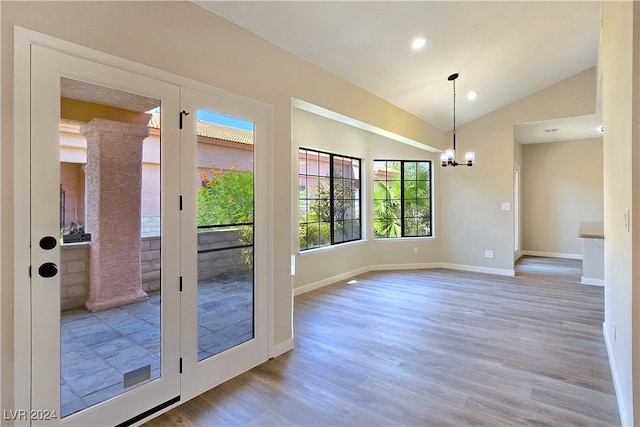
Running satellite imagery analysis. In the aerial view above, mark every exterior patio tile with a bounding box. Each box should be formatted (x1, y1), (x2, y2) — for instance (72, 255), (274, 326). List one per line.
(116, 318), (151, 335)
(64, 316), (110, 336)
(61, 398), (87, 418)
(127, 328), (160, 348)
(104, 346), (158, 373)
(93, 337), (141, 358)
(64, 365), (122, 397)
(61, 342), (98, 366)
(75, 329), (121, 346)
(61, 279), (252, 418)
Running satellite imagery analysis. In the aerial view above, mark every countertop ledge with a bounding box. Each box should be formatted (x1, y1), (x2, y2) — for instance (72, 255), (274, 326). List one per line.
(578, 221), (604, 239)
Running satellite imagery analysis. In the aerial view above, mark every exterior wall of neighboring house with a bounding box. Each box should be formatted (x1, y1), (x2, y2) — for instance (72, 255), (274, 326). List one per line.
(198, 136), (253, 182)
(298, 149), (331, 197)
(60, 120), (254, 237)
(297, 150), (361, 199)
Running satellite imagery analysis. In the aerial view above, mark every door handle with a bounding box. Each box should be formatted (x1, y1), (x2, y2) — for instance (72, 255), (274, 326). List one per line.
(38, 262), (58, 278)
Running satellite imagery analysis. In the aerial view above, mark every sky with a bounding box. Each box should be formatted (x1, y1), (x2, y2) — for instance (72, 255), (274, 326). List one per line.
(197, 110), (254, 131)
(149, 107), (254, 131)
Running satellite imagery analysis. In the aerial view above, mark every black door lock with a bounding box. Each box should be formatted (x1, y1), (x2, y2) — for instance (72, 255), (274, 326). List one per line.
(38, 262), (58, 278)
(40, 236), (57, 250)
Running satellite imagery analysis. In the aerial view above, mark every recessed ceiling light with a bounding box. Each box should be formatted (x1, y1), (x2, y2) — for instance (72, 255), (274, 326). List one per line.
(467, 91), (478, 101)
(410, 36), (428, 50)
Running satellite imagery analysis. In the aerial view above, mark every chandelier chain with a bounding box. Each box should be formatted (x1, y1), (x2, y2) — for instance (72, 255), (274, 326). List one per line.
(452, 77), (456, 135)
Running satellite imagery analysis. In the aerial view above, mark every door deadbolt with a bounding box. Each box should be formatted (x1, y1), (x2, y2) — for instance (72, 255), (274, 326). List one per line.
(39, 236), (57, 250)
(38, 262), (58, 278)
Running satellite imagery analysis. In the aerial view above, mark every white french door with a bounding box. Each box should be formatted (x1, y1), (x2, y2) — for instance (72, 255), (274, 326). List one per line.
(29, 45), (181, 426)
(179, 87), (270, 401)
(17, 34), (272, 426)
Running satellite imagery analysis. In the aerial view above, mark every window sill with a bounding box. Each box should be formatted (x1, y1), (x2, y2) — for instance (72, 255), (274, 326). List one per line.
(299, 239), (366, 256)
(373, 236), (437, 242)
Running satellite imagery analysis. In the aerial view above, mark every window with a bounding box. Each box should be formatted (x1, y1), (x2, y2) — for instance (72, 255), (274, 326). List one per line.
(299, 148), (361, 251)
(373, 160), (432, 238)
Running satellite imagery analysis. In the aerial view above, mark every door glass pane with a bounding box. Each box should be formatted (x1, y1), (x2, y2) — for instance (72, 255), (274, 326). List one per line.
(196, 109), (255, 361)
(59, 78), (162, 417)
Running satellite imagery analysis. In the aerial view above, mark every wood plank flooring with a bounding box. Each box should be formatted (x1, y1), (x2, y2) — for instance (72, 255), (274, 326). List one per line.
(144, 257), (620, 426)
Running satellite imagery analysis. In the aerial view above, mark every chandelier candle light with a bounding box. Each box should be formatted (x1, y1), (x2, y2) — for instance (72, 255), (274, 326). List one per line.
(441, 73), (475, 167)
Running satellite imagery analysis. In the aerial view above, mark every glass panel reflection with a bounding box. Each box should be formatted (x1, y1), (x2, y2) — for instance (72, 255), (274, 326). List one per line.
(196, 109), (255, 361)
(59, 78), (161, 417)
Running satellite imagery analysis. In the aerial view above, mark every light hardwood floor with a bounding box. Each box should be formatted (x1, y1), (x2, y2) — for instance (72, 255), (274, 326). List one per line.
(144, 257), (620, 426)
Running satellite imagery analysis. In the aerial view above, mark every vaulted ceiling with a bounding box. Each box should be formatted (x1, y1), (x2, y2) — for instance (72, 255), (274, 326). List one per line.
(195, 1), (602, 143)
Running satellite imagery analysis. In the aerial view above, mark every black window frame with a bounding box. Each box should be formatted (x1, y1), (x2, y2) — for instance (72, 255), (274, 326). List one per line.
(373, 159), (432, 238)
(299, 148), (362, 251)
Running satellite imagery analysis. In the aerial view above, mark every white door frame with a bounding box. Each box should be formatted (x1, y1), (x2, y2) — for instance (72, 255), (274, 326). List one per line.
(13, 26), (275, 425)
(513, 164), (521, 259)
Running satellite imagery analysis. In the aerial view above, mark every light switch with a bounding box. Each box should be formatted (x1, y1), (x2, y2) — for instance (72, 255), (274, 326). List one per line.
(625, 209), (631, 232)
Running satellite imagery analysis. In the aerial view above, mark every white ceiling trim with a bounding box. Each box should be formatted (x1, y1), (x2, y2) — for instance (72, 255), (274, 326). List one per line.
(514, 113), (603, 144)
(291, 98), (441, 153)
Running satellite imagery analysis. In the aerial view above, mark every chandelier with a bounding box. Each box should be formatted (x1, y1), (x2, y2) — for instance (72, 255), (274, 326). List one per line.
(441, 73), (475, 167)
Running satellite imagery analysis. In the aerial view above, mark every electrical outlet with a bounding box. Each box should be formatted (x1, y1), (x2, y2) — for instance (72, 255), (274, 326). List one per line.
(414, 247), (419, 254)
(501, 203), (511, 211)
(484, 250), (494, 259)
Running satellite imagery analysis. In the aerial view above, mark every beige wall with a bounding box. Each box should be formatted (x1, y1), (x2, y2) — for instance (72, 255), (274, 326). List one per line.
(440, 68), (598, 274)
(521, 138), (604, 257)
(600, 2), (637, 425)
(291, 108), (441, 292)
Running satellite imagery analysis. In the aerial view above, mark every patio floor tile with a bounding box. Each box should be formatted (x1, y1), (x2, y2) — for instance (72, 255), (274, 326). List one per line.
(60, 279), (252, 418)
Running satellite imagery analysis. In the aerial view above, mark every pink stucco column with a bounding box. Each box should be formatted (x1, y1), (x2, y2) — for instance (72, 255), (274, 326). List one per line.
(81, 118), (149, 312)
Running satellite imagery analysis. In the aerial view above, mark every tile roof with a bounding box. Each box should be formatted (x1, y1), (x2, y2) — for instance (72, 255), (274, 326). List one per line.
(148, 111), (253, 145)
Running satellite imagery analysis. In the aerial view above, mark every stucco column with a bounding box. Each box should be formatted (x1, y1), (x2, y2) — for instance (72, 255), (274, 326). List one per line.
(81, 118), (149, 312)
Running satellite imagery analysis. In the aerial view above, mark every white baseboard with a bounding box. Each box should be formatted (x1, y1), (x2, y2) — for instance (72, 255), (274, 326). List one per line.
(581, 276), (605, 286)
(521, 250), (582, 260)
(369, 262), (441, 272)
(293, 263), (449, 296)
(270, 337), (294, 358)
(440, 263), (515, 277)
(293, 266), (372, 296)
(603, 322), (632, 427)
(294, 262), (516, 296)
